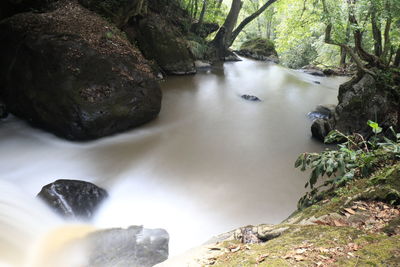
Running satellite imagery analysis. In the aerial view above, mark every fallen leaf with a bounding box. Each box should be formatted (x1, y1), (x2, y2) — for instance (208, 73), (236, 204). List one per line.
(344, 208), (356, 215)
(296, 248), (307, 254)
(256, 254), (269, 263)
(333, 220), (347, 227)
(294, 255), (305, 261)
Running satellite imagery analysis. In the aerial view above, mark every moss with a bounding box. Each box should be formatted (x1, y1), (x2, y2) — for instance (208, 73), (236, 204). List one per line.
(239, 37), (277, 57)
(336, 235), (400, 266)
(213, 225), (384, 267)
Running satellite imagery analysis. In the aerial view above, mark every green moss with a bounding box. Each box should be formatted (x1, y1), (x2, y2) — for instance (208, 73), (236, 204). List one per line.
(240, 37), (276, 57)
(213, 225), (384, 267)
(336, 235), (400, 266)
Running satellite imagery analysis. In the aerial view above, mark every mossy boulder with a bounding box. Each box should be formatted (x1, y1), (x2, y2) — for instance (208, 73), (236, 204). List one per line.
(0, 1), (161, 140)
(237, 38), (279, 63)
(127, 13), (196, 75)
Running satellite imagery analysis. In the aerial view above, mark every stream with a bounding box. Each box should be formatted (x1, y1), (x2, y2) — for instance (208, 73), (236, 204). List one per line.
(0, 58), (349, 265)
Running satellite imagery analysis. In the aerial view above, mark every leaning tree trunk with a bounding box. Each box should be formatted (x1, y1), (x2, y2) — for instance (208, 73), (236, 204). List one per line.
(211, 0), (278, 60)
(210, 0), (243, 60)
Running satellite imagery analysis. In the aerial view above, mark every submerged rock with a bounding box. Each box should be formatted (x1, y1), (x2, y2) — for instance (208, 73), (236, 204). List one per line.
(86, 226), (169, 267)
(0, 1), (161, 140)
(237, 38), (279, 63)
(38, 179), (108, 220)
(241, 95), (261, 102)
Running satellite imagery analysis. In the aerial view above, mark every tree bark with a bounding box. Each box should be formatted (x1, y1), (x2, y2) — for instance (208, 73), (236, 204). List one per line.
(394, 46), (400, 67)
(211, 0), (243, 59)
(229, 0), (278, 47)
(370, 2), (382, 57)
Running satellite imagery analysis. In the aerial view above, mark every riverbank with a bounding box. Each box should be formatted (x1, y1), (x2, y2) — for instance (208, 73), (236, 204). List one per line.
(159, 160), (400, 266)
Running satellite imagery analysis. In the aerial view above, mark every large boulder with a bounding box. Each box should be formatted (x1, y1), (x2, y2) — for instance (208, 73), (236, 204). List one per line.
(86, 226), (169, 267)
(0, 1), (161, 140)
(237, 38), (279, 63)
(126, 13), (196, 75)
(311, 70), (400, 141)
(38, 179), (108, 220)
(79, 0), (146, 28)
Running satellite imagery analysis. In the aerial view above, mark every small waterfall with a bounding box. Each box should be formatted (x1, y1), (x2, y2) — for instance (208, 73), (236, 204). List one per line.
(0, 180), (94, 267)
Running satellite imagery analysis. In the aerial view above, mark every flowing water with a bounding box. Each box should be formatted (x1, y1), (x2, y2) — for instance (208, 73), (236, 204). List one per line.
(0, 58), (349, 265)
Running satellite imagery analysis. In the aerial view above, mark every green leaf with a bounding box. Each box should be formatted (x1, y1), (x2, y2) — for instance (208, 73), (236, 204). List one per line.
(367, 120), (382, 134)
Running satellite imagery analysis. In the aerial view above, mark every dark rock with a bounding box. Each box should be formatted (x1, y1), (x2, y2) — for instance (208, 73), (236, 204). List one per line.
(0, 2), (161, 140)
(241, 95), (261, 102)
(38, 179), (108, 220)
(313, 81), (321, 84)
(302, 65), (325, 77)
(237, 38), (279, 63)
(85, 226), (169, 267)
(311, 119), (333, 141)
(333, 72), (399, 137)
(0, 0), (57, 20)
(127, 13), (196, 75)
(0, 100), (8, 119)
(307, 104), (336, 120)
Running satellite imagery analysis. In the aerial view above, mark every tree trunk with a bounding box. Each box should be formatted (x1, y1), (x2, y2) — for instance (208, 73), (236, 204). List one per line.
(193, 0), (199, 19)
(211, 0), (243, 60)
(394, 46), (400, 67)
(229, 0), (278, 47)
(371, 2), (382, 57)
(198, 0), (207, 26)
(340, 46), (347, 67)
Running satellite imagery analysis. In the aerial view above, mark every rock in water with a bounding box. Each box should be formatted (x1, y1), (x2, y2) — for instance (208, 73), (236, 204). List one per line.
(38, 179), (108, 220)
(86, 226), (169, 267)
(241, 95), (261, 102)
(0, 1), (161, 140)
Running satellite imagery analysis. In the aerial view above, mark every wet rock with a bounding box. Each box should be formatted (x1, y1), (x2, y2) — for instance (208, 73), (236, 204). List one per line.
(0, 2), (161, 140)
(127, 13), (196, 75)
(38, 179), (108, 220)
(311, 118), (333, 141)
(237, 38), (279, 63)
(302, 65), (325, 77)
(313, 81), (321, 84)
(241, 95), (261, 102)
(307, 104), (336, 120)
(86, 226), (169, 267)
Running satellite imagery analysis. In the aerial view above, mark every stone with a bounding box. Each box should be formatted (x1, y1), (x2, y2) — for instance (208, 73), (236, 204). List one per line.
(194, 60), (212, 69)
(237, 38), (279, 63)
(0, 100), (8, 119)
(38, 179), (108, 220)
(0, 2), (161, 140)
(307, 104), (336, 120)
(241, 95), (261, 102)
(311, 118), (333, 141)
(127, 13), (196, 75)
(302, 65), (325, 76)
(86, 226), (169, 267)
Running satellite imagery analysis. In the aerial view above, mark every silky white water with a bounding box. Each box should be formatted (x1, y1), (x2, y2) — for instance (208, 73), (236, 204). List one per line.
(0, 59), (349, 264)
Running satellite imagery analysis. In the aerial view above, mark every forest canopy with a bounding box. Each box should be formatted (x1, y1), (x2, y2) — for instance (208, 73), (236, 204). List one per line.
(180, 0), (400, 69)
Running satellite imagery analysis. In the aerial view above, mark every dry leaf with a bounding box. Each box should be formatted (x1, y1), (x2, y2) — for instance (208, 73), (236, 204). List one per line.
(294, 255), (305, 261)
(256, 254), (269, 263)
(344, 208), (356, 215)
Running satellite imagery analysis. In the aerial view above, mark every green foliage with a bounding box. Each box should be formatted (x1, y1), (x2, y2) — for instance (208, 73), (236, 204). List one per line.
(296, 122), (400, 209)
